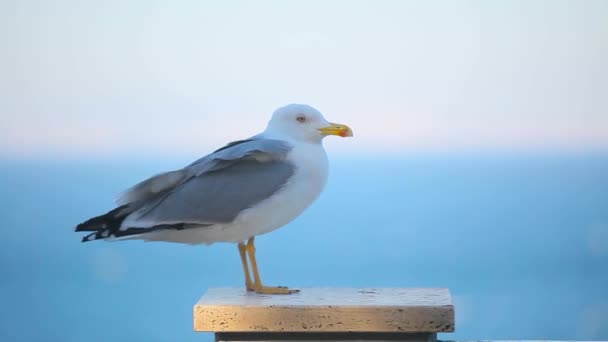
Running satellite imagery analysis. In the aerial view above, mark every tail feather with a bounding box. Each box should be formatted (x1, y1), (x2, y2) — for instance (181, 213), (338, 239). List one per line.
(81, 223), (191, 242)
(76, 205), (197, 242)
(75, 205), (132, 242)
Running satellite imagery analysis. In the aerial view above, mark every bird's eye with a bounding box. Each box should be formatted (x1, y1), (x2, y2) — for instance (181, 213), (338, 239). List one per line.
(296, 115), (306, 123)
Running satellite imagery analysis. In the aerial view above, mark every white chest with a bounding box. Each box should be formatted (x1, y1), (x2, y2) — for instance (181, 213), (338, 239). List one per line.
(230, 143), (329, 238)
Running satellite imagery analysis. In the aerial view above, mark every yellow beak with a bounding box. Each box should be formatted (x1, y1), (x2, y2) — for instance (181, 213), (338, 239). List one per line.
(318, 122), (354, 137)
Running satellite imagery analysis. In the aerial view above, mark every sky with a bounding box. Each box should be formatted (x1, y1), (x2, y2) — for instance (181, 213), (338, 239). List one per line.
(1, 3), (608, 340)
(1, 0), (607, 158)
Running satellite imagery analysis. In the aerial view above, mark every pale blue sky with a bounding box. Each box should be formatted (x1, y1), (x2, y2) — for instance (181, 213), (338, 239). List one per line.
(1, 0), (607, 158)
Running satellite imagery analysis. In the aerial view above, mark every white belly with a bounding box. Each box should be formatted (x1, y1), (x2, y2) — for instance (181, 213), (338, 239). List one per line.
(141, 143), (329, 244)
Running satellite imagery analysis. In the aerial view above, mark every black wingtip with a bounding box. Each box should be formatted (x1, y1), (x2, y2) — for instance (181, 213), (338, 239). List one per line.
(81, 232), (96, 243)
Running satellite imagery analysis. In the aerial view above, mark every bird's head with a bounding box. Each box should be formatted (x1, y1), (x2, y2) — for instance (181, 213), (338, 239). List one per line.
(264, 104), (353, 143)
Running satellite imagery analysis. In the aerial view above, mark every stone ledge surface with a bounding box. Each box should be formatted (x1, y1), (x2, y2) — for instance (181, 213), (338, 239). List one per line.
(194, 287), (454, 333)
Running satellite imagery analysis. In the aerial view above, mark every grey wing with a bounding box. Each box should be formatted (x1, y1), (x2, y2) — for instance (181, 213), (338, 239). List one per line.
(120, 138), (295, 228)
(116, 138), (292, 206)
(116, 170), (187, 206)
(130, 158), (294, 226)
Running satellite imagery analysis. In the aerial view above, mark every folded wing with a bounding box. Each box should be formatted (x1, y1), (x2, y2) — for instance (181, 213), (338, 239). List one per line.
(76, 139), (295, 241)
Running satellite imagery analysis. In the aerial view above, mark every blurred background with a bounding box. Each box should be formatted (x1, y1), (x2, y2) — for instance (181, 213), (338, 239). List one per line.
(1, 1), (607, 341)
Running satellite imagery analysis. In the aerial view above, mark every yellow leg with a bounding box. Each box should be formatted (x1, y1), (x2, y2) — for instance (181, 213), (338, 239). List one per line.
(238, 242), (254, 291)
(246, 237), (299, 295)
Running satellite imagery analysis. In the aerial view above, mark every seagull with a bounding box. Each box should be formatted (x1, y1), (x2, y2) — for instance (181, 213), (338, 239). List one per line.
(75, 104), (353, 294)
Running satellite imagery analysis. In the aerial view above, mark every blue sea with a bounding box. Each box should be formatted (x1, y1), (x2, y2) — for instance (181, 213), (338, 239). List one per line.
(1, 153), (607, 341)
